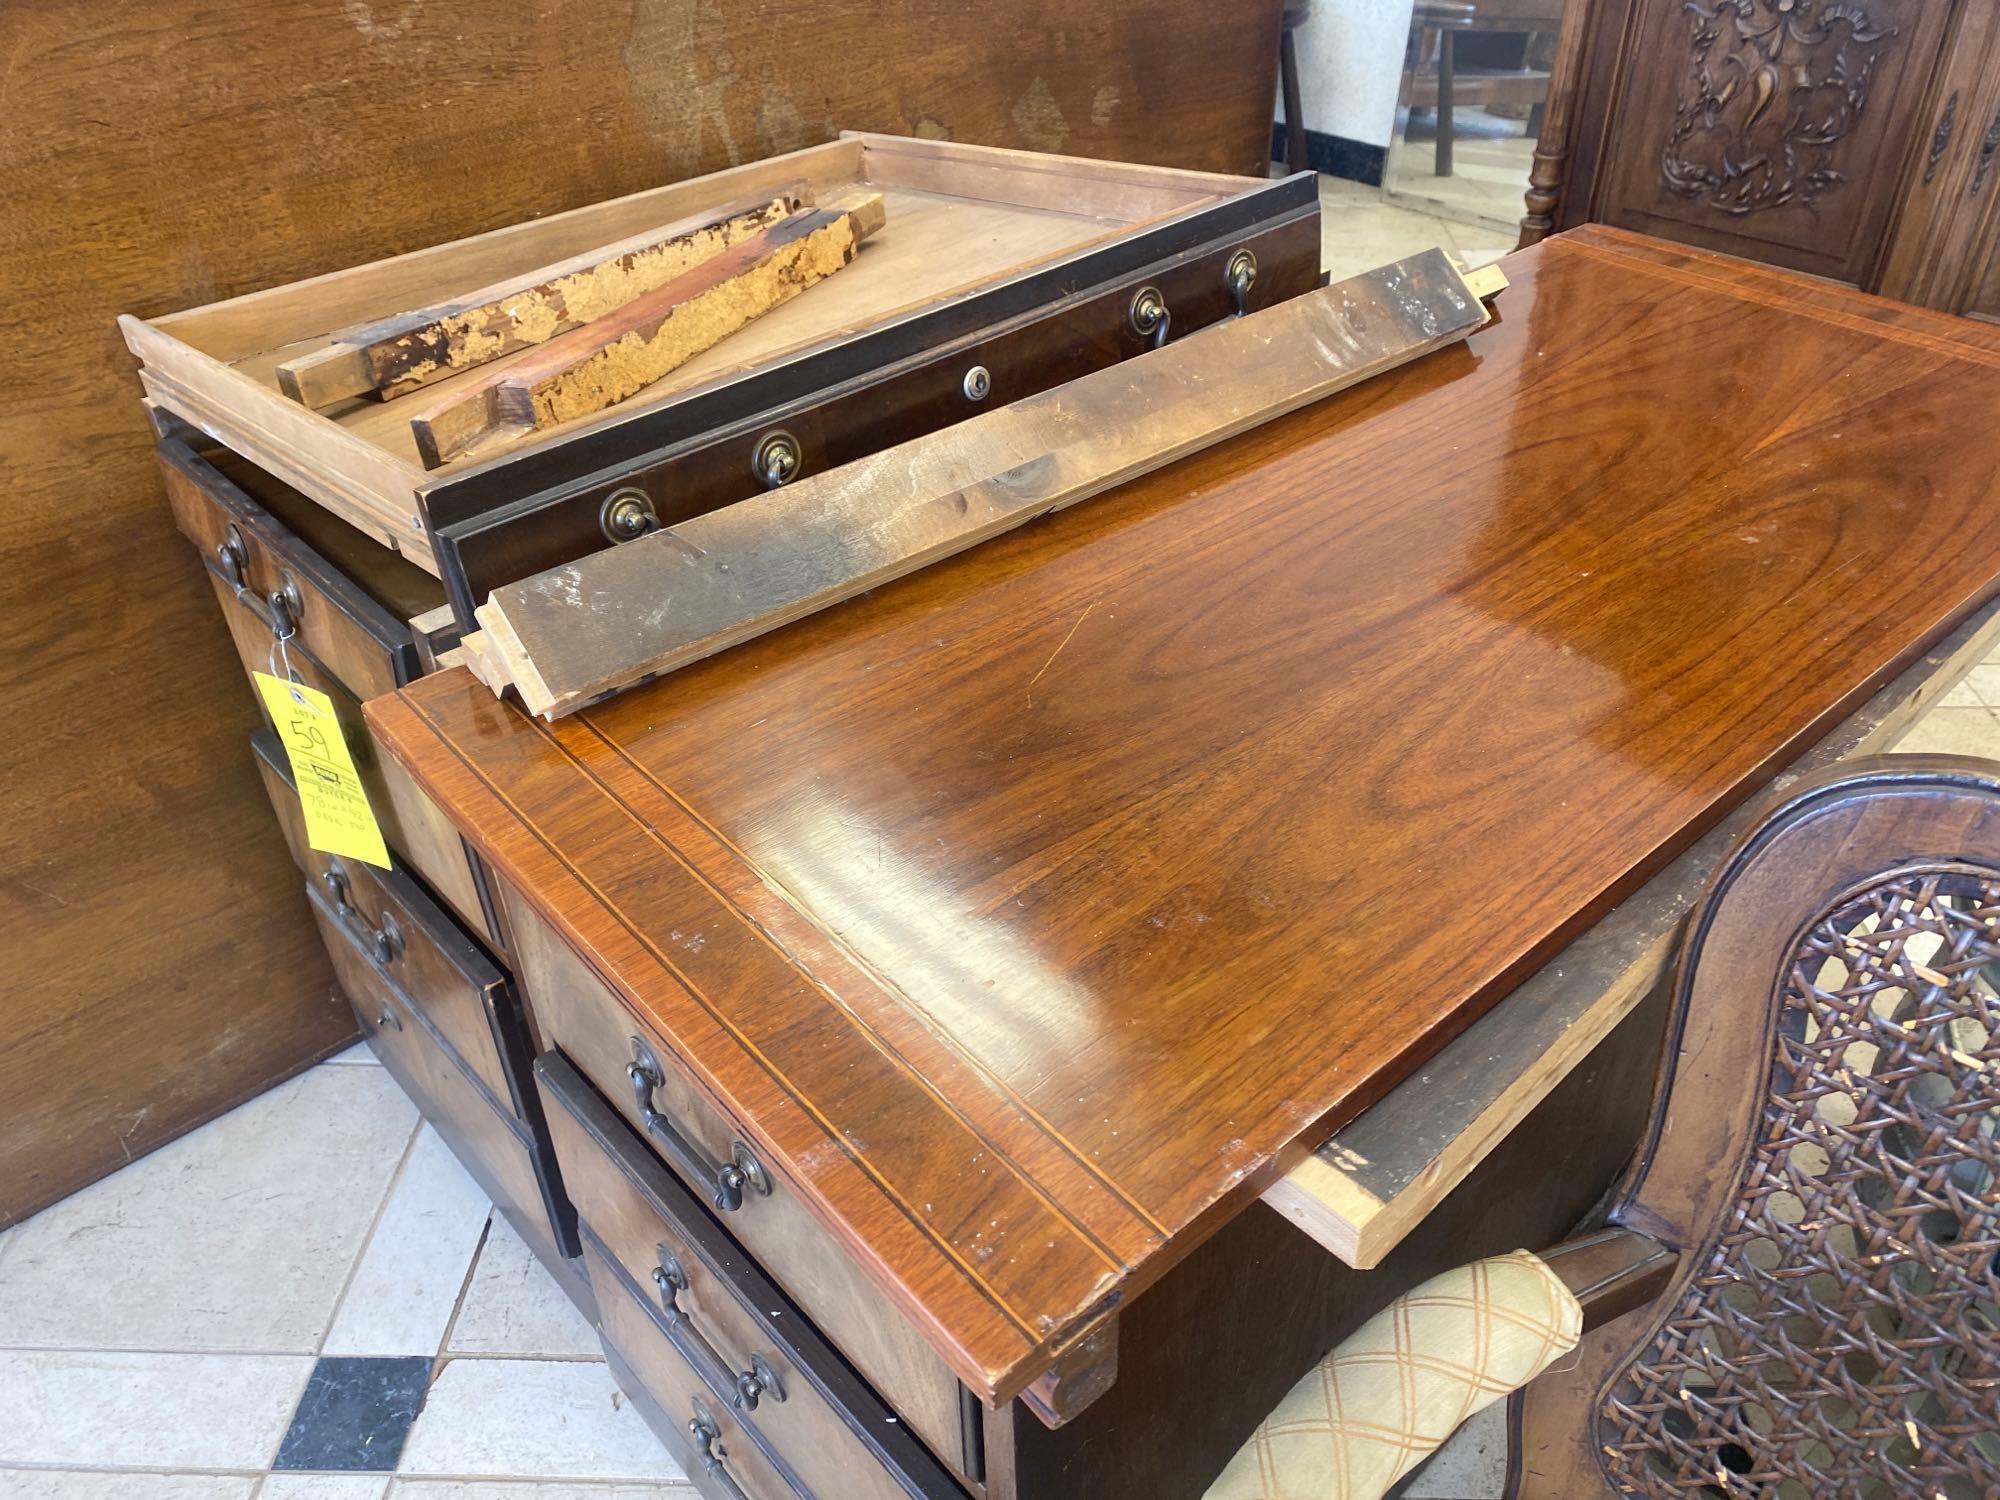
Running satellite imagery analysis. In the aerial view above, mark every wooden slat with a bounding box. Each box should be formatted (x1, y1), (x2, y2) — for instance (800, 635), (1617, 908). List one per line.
(409, 194), (888, 468)
(469, 249), (1493, 716)
(1261, 592), (2000, 1267)
(276, 190), (809, 408)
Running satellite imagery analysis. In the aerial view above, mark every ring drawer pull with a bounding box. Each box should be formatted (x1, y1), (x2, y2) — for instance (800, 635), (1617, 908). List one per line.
(1225, 249), (1258, 317)
(626, 1036), (771, 1213)
(322, 867), (402, 965)
(1129, 285), (1170, 349)
(687, 1399), (751, 1500)
(653, 1248), (787, 1411)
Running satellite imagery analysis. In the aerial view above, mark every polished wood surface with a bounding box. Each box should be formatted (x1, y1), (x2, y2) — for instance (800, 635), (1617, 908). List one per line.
(2, 0), (1277, 1228)
(1267, 593), (2000, 1269)
(369, 226), (2000, 1401)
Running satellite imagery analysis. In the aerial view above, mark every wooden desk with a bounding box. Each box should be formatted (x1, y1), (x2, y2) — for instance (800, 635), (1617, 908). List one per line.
(369, 227), (2000, 1497)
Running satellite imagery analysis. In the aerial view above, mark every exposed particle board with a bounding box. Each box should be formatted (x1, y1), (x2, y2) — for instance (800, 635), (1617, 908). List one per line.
(275, 189), (809, 408)
(409, 194), (888, 468)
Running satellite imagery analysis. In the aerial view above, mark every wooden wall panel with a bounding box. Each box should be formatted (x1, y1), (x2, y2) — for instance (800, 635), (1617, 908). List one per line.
(0, 0), (1279, 1227)
(1587, 0), (1957, 286)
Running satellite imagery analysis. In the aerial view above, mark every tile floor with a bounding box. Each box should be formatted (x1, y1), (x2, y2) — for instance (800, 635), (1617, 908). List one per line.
(1315, 175), (1517, 288)
(0, 1051), (693, 1498)
(6, 179), (1998, 1500)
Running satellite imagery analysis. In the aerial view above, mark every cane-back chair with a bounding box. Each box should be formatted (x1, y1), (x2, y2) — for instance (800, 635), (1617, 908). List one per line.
(1211, 757), (2000, 1500)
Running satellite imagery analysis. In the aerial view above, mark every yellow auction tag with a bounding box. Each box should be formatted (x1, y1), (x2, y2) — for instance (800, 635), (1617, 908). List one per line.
(254, 671), (391, 869)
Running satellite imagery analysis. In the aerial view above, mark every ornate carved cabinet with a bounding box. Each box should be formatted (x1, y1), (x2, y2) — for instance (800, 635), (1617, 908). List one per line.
(1526, 0), (2000, 320)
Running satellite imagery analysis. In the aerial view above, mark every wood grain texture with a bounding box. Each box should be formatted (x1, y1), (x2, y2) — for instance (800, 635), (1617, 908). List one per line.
(277, 190), (808, 407)
(1266, 591), (2000, 1268)
(474, 249), (1489, 715)
(2, 0), (1278, 1224)
(411, 195), (886, 467)
(371, 227), (2000, 1402)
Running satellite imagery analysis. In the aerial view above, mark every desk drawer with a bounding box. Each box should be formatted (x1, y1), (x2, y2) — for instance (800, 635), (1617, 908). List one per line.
(501, 886), (967, 1470)
(588, 1231), (816, 1500)
(543, 1054), (966, 1500)
(162, 433), (498, 952)
(309, 876), (577, 1266)
(253, 730), (524, 1121)
(161, 436), (416, 703)
(215, 576), (493, 947)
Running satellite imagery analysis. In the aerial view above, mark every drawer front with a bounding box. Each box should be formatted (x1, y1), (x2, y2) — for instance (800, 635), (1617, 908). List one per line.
(213, 572), (495, 947)
(541, 1054), (966, 1500)
(310, 879), (576, 1264)
(160, 436), (416, 701)
(251, 729), (313, 875)
(253, 730), (523, 1120)
(587, 1233), (811, 1500)
(501, 885), (967, 1469)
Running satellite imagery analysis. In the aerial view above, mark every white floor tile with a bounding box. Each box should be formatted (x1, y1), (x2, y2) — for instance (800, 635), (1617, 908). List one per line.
(0, 1066), (418, 1355)
(1955, 664), (2000, 706)
(391, 1484), (696, 1498)
(323, 1126), (494, 1358)
(1401, 1400), (1509, 1498)
(259, 1477), (393, 1499)
(446, 1217), (600, 1360)
(0, 1475), (257, 1499)
(1895, 706), (2000, 757)
(323, 1043), (384, 1066)
(395, 1360), (685, 1481)
(0, 1350), (313, 1469)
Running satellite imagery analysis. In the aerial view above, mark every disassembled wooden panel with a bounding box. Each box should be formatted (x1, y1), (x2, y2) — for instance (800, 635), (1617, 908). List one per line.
(463, 249), (1497, 717)
(409, 193), (888, 468)
(275, 189), (809, 408)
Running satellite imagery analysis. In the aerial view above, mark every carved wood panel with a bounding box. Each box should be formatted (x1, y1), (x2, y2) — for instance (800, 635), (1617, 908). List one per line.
(1593, 0), (1955, 284)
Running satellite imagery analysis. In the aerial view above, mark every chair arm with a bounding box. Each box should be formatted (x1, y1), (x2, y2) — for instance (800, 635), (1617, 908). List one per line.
(1536, 1227), (1678, 1333)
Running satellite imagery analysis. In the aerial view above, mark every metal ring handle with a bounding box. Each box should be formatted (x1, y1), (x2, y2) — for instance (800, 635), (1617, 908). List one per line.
(322, 867), (402, 966)
(1129, 285), (1171, 349)
(627, 1036), (770, 1213)
(1225, 249), (1258, 318)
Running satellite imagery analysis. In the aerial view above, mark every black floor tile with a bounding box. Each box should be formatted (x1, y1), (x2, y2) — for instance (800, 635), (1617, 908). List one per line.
(273, 1354), (434, 1471)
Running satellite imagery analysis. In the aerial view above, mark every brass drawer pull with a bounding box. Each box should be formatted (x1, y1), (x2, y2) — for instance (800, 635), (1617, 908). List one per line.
(322, 867), (402, 966)
(1129, 285), (1170, 349)
(651, 1249), (787, 1411)
(687, 1398), (751, 1500)
(626, 1036), (770, 1213)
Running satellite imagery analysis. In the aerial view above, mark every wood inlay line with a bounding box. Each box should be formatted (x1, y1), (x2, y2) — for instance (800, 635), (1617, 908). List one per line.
(1556, 235), (2000, 370)
(574, 712), (1176, 1242)
(547, 709), (1148, 1265)
(402, 694), (1050, 1347)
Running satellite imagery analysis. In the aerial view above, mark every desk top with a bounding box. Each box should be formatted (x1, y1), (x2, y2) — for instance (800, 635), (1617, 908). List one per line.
(370, 226), (2000, 1402)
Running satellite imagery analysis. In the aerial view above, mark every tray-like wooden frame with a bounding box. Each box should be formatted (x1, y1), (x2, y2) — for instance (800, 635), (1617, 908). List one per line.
(120, 134), (1299, 576)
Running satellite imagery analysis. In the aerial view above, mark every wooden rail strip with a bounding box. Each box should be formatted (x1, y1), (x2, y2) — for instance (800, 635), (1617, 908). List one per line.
(276, 189), (809, 408)
(458, 249), (1500, 717)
